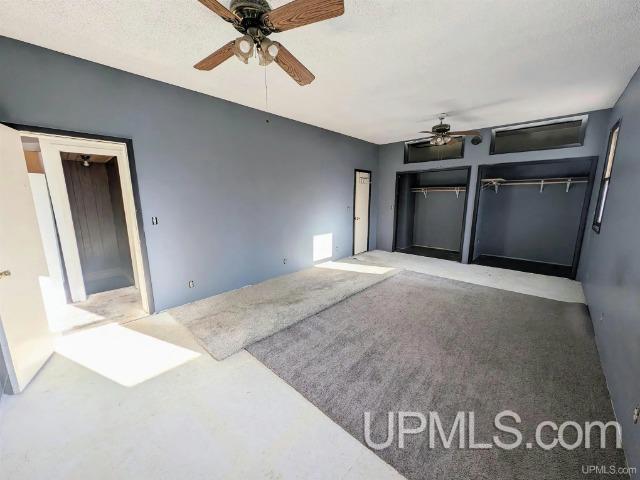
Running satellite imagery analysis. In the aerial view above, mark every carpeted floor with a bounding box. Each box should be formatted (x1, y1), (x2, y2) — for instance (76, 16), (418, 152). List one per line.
(168, 260), (397, 359)
(248, 271), (627, 479)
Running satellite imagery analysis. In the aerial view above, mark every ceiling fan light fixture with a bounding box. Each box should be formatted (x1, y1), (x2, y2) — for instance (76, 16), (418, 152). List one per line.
(267, 43), (279, 58)
(258, 39), (279, 66)
(238, 38), (252, 54)
(233, 35), (254, 63)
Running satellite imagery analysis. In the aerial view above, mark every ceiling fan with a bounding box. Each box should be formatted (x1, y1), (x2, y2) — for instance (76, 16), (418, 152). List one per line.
(418, 115), (482, 146)
(194, 0), (345, 86)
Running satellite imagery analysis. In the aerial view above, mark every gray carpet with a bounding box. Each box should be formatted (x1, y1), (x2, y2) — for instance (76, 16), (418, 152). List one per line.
(248, 271), (627, 480)
(168, 261), (397, 359)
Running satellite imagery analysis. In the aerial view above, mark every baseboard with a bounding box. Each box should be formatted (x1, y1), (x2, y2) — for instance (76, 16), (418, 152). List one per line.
(473, 254), (574, 279)
(397, 245), (462, 262)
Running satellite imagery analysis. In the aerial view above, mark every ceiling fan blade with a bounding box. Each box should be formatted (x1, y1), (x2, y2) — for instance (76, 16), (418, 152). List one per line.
(419, 130), (435, 134)
(273, 43), (315, 86)
(194, 40), (236, 70)
(263, 0), (344, 32)
(197, 0), (239, 23)
(448, 130), (481, 136)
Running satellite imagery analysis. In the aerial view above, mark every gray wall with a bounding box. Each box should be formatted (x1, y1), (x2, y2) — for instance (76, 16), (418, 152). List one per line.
(376, 109), (611, 262)
(0, 37), (378, 311)
(578, 67), (640, 473)
(475, 183), (587, 265)
(413, 192), (466, 251)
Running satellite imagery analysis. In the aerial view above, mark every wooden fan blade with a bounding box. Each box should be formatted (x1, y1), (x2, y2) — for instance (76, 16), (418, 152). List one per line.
(273, 43), (315, 86)
(198, 0), (239, 23)
(419, 130), (435, 134)
(194, 40), (235, 70)
(263, 0), (344, 32)
(448, 130), (481, 136)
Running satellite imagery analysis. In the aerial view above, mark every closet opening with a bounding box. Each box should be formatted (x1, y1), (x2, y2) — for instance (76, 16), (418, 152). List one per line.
(393, 166), (471, 262)
(469, 157), (597, 279)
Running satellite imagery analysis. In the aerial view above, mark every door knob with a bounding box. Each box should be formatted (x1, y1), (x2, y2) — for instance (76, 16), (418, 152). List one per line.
(0, 270), (11, 278)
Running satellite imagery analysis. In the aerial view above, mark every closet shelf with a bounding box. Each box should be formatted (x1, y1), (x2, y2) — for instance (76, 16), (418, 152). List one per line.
(481, 177), (589, 193)
(411, 185), (467, 198)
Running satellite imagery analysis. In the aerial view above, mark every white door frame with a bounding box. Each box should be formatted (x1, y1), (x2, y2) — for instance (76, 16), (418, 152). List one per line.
(353, 169), (371, 255)
(22, 132), (151, 313)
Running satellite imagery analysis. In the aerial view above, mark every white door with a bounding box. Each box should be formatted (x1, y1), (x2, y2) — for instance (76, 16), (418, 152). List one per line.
(353, 170), (371, 255)
(0, 124), (55, 394)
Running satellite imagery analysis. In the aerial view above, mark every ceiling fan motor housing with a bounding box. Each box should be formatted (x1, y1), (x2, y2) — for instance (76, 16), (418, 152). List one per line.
(231, 0), (273, 39)
(432, 123), (451, 135)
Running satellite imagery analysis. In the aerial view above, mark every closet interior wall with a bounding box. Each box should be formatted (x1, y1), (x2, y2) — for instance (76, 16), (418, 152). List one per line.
(394, 167), (470, 261)
(471, 157), (596, 278)
(62, 156), (135, 295)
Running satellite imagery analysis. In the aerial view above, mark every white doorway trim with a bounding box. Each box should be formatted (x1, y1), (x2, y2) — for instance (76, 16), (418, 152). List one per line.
(23, 132), (151, 313)
(353, 169), (371, 255)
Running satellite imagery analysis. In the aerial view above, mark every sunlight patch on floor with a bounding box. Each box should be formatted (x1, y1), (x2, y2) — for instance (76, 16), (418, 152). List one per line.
(314, 260), (394, 275)
(55, 323), (200, 387)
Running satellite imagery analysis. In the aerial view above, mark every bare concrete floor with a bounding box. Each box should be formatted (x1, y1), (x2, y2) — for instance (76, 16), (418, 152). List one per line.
(42, 280), (147, 333)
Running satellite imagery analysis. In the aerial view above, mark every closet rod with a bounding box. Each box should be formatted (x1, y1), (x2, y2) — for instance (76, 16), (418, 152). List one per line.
(411, 186), (467, 198)
(481, 177), (589, 193)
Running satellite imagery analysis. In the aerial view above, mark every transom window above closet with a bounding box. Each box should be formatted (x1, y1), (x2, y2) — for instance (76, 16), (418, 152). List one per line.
(490, 115), (588, 155)
(404, 139), (464, 164)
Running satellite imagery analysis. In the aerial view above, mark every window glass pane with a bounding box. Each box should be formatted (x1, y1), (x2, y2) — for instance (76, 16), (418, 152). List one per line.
(406, 140), (463, 163)
(596, 180), (609, 224)
(604, 126), (620, 178)
(593, 121), (621, 232)
(492, 119), (584, 154)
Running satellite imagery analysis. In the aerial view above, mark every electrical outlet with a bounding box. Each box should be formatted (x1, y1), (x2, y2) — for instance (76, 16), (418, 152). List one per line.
(151, 216), (158, 225)
(283, 258), (287, 265)
(188, 280), (195, 288)
(633, 407), (639, 424)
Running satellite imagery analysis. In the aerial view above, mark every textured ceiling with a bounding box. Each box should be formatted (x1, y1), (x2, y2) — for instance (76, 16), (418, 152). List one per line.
(2, 0), (640, 144)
